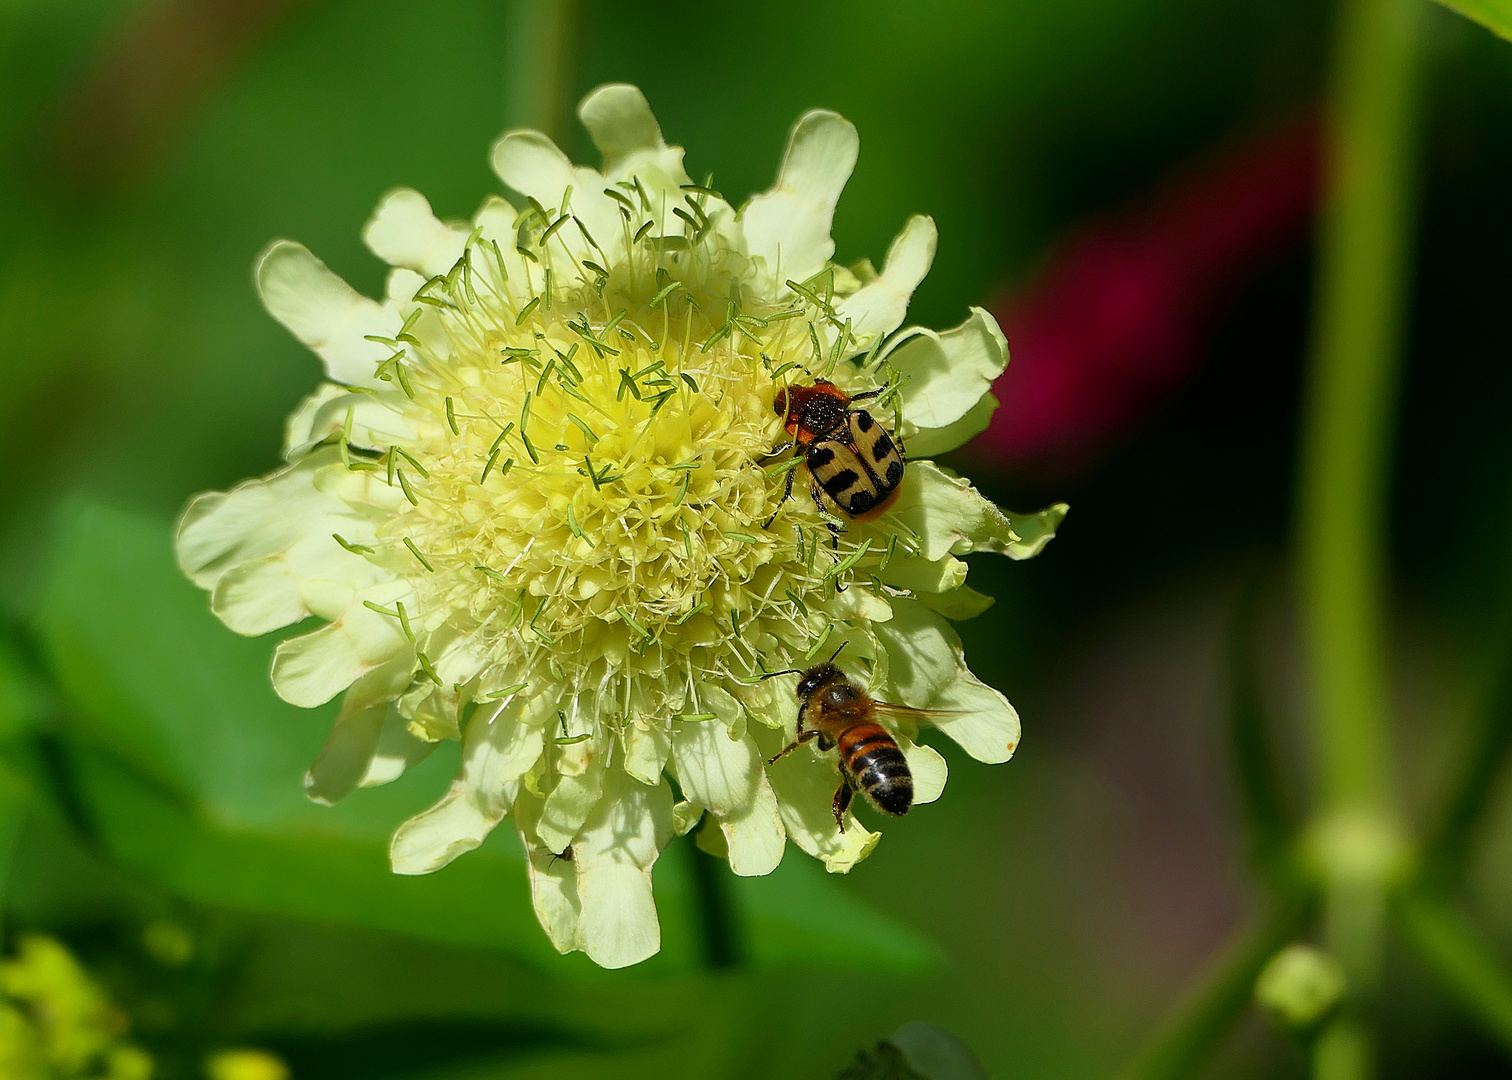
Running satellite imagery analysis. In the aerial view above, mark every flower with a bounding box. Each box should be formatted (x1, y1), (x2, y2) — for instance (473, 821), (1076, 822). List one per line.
(175, 83), (1066, 968)
(0, 935), (153, 1080)
(976, 118), (1318, 473)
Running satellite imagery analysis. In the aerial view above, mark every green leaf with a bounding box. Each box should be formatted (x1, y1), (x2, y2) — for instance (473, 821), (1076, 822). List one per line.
(1434, 0), (1512, 41)
(0, 755), (28, 897)
(1397, 890), (1512, 1052)
(0, 634), (45, 744)
(732, 854), (941, 973)
(32, 500), (936, 977)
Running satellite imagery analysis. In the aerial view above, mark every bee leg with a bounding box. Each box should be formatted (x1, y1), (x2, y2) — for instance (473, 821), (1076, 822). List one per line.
(766, 728), (820, 766)
(832, 782), (854, 830)
(763, 454), (800, 529)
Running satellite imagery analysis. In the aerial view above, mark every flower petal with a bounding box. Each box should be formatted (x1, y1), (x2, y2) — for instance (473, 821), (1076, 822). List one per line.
(741, 109), (859, 286)
(535, 750), (606, 854)
(672, 800), (705, 836)
(489, 129), (620, 268)
(491, 129), (575, 207)
(929, 675), (1021, 765)
(576, 84), (733, 256)
(913, 584), (995, 621)
(282, 383), (419, 459)
(175, 452), (388, 636)
(621, 721), (670, 786)
(305, 700), (437, 804)
(875, 599), (1021, 764)
(836, 215), (937, 352)
(359, 704), (439, 787)
(578, 83), (664, 172)
(888, 461), (1068, 561)
(389, 693), (553, 874)
(719, 773), (786, 876)
(305, 657), (423, 804)
(254, 240), (394, 388)
(887, 307), (1008, 430)
(669, 685), (759, 815)
(269, 585), (412, 708)
(573, 767), (673, 969)
(899, 736), (947, 804)
(516, 792), (581, 954)
(753, 726), (880, 874)
(905, 393), (997, 459)
(305, 700), (387, 807)
(873, 596), (956, 703)
(876, 550), (967, 596)
(362, 188), (470, 278)
(469, 196), (533, 278)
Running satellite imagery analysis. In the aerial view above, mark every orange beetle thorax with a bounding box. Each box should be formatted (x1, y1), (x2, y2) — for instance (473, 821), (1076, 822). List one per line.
(775, 380), (852, 445)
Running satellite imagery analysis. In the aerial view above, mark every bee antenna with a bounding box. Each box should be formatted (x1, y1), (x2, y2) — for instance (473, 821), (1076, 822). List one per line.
(825, 641), (848, 666)
(760, 668), (804, 680)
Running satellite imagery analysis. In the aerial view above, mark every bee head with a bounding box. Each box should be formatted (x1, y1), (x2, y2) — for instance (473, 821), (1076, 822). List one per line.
(795, 663), (844, 701)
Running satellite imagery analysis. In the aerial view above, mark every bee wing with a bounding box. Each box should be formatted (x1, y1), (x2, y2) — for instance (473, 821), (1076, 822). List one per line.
(871, 700), (968, 722)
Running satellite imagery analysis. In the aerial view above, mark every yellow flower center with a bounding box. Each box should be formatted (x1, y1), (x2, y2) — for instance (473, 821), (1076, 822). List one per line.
(373, 212), (866, 726)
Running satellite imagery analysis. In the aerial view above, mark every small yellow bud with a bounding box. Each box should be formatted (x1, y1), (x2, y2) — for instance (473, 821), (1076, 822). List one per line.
(205, 1048), (291, 1080)
(1255, 943), (1347, 1030)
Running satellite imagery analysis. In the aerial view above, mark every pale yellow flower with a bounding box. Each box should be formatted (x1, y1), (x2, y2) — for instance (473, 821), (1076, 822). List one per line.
(176, 84), (1065, 968)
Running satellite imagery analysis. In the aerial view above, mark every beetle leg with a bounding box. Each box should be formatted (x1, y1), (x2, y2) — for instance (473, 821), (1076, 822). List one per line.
(763, 453), (801, 528)
(849, 388), (883, 402)
(809, 482), (843, 552)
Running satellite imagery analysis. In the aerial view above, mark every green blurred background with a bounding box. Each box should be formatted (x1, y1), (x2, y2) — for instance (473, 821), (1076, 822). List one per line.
(4, 0), (1512, 1077)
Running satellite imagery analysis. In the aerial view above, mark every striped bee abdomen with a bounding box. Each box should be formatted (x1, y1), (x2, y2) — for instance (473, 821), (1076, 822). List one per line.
(838, 722), (914, 817)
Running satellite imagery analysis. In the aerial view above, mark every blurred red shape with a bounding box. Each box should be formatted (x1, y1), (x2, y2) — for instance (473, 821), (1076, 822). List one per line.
(975, 117), (1320, 474)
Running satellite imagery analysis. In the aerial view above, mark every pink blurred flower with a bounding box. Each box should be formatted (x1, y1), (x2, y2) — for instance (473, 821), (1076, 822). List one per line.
(975, 117), (1319, 473)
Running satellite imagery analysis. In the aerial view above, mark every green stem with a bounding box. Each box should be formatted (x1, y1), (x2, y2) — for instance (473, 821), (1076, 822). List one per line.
(1297, 0), (1422, 1058)
(1313, 1018), (1375, 1080)
(1117, 895), (1313, 1080)
(505, 0), (580, 143)
(1300, 0), (1421, 823)
(689, 839), (740, 970)
(1396, 890), (1512, 1052)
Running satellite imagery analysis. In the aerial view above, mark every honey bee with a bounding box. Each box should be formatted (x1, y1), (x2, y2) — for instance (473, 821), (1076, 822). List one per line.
(767, 661), (949, 828)
(765, 379), (905, 537)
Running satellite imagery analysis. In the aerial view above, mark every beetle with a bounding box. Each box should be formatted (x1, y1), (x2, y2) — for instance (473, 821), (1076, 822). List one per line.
(764, 379), (905, 540)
